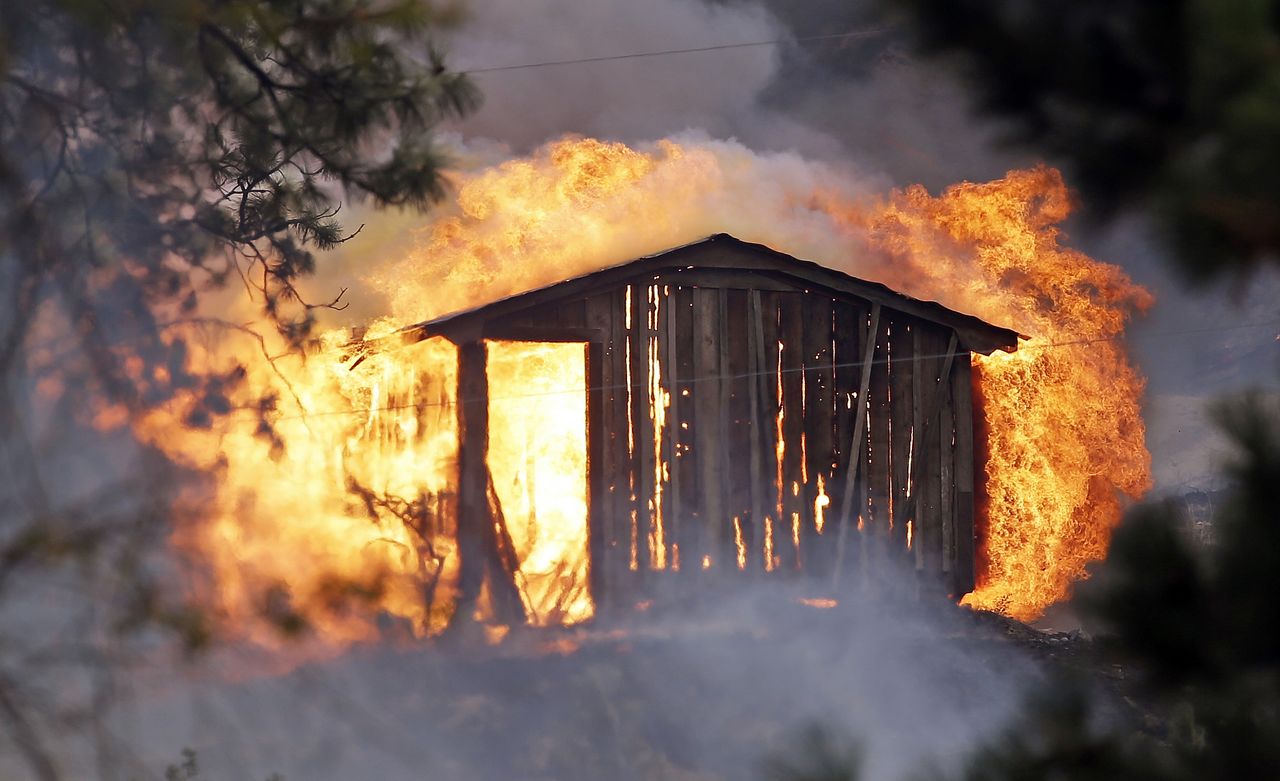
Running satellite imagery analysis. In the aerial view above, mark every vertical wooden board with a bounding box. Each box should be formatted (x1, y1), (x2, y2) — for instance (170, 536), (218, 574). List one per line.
(628, 283), (653, 574)
(911, 328), (925, 572)
(757, 290), (782, 572)
(889, 319), (915, 563)
(746, 291), (768, 572)
(835, 301), (879, 589)
(724, 289), (753, 572)
(778, 291), (808, 570)
(656, 284), (675, 573)
(670, 286), (700, 573)
(866, 313), (892, 546)
(952, 354), (976, 596)
(802, 296), (835, 573)
(654, 285), (671, 575)
(830, 300), (862, 561)
(918, 326), (946, 578)
(691, 287), (725, 572)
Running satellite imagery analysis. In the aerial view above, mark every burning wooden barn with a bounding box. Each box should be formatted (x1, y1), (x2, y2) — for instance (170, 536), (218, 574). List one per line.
(396, 234), (1019, 628)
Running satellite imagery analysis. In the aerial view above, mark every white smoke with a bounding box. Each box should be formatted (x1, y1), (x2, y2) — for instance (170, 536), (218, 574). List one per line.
(122, 581), (1046, 781)
(447, 0), (783, 149)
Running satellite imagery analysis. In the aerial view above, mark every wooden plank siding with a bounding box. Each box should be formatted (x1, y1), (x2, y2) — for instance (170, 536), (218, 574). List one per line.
(421, 248), (1001, 619)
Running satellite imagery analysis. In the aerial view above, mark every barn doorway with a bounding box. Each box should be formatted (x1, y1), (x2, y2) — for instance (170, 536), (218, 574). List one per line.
(485, 340), (594, 625)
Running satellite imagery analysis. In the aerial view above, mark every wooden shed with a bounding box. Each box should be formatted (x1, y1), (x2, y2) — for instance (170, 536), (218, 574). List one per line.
(402, 234), (1018, 625)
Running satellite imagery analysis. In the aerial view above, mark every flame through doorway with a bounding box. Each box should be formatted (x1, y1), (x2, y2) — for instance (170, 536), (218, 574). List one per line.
(486, 340), (593, 625)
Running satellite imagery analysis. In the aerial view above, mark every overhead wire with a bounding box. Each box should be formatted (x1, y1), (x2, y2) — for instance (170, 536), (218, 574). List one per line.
(459, 29), (894, 75)
(211, 317), (1280, 424)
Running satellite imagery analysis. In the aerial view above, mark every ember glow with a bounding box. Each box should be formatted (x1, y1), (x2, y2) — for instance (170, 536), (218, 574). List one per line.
(135, 136), (1151, 650)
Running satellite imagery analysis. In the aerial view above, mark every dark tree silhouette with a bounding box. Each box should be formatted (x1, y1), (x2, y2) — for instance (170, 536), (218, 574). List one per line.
(0, 2), (476, 777)
(771, 3), (1280, 778)
(891, 0), (1280, 282)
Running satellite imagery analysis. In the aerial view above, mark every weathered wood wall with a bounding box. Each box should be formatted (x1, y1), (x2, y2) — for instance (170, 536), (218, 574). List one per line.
(461, 266), (979, 607)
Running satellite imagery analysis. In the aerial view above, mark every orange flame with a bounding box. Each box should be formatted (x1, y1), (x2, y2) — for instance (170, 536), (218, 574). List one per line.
(485, 341), (592, 625)
(842, 169), (1153, 619)
(134, 137), (1150, 653)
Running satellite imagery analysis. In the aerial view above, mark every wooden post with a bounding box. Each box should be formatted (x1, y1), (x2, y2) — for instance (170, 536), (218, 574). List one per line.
(586, 340), (608, 609)
(939, 360), (955, 580)
(450, 339), (488, 632)
(952, 354), (976, 596)
(912, 329), (925, 572)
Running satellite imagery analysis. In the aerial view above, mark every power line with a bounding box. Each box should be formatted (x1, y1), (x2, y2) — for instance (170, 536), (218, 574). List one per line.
(461, 29), (893, 75)
(218, 317), (1280, 424)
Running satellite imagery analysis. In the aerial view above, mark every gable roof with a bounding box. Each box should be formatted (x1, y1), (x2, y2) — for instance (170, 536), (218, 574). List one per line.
(398, 234), (1020, 355)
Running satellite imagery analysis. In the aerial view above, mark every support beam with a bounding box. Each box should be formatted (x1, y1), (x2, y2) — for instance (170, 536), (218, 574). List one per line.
(449, 339), (489, 633)
(952, 355), (976, 596)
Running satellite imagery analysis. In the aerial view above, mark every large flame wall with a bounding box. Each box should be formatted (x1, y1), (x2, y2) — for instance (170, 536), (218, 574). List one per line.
(137, 136), (1151, 649)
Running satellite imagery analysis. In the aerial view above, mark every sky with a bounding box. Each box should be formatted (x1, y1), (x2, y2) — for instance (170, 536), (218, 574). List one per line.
(414, 0), (1279, 493)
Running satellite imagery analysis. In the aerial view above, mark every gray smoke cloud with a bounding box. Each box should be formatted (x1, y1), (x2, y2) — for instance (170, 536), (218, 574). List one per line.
(119, 582), (1049, 781)
(449, 0), (783, 149)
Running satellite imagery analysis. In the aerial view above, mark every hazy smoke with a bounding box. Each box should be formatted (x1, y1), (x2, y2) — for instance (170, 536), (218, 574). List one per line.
(123, 583), (1044, 781)
(448, 0), (782, 150)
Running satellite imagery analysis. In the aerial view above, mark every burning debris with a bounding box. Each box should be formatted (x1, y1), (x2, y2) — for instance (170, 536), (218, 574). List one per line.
(130, 137), (1152, 654)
